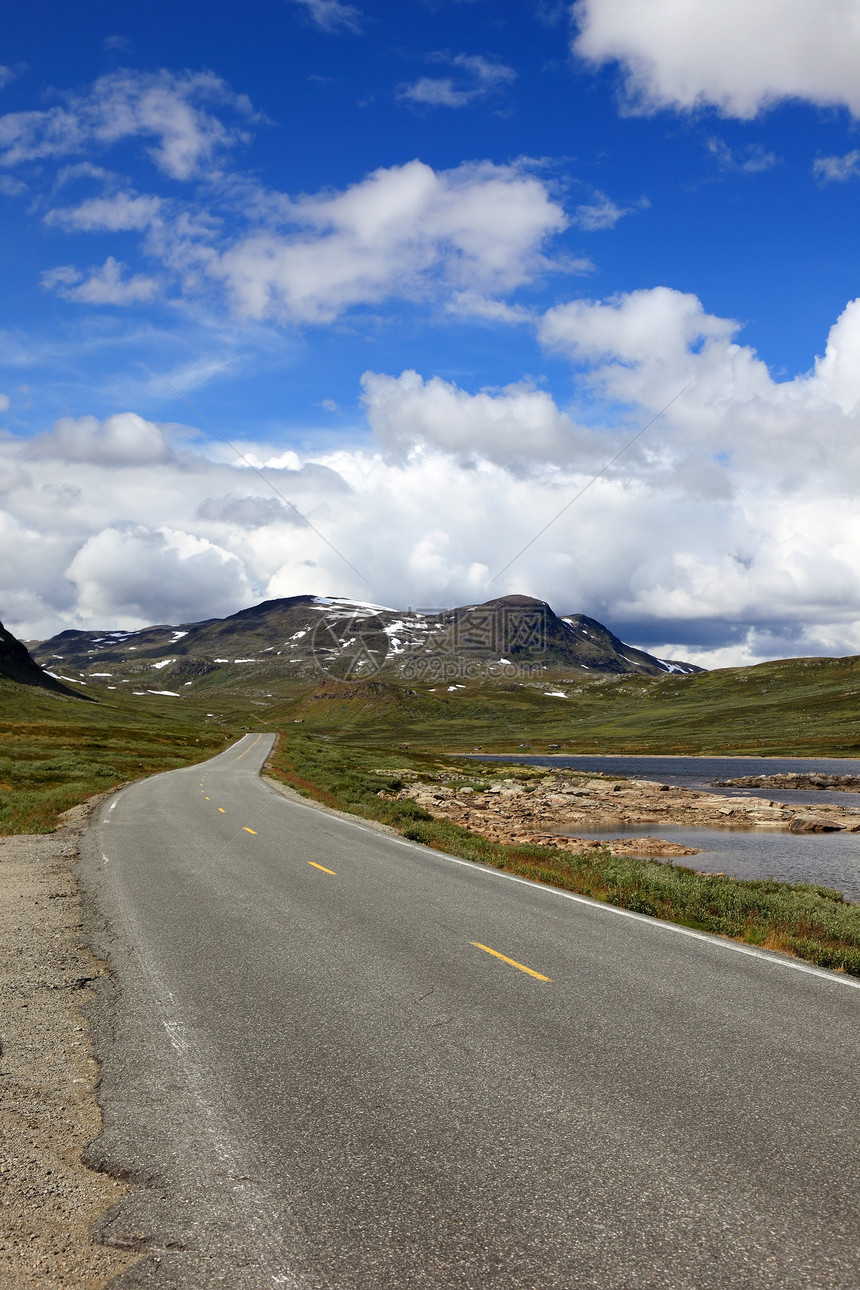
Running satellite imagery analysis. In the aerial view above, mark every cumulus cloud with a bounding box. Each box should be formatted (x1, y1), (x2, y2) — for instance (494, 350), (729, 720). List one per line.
(5, 293), (860, 664)
(813, 149), (860, 182)
(211, 159), (568, 322)
(539, 285), (860, 432)
(0, 69), (253, 177)
(41, 257), (160, 305)
(572, 0), (860, 117)
(360, 369), (599, 468)
(66, 525), (254, 623)
(291, 0), (363, 34)
(398, 54), (516, 109)
(25, 411), (174, 464)
(4, 70), (571, 323)
(196, 494), (293, 528)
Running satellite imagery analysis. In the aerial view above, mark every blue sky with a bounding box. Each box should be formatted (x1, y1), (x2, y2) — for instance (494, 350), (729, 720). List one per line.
(2, 0), (860, 666)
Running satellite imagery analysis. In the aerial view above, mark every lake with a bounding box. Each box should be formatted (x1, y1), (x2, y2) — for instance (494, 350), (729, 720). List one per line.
(463, 753), (860, 900)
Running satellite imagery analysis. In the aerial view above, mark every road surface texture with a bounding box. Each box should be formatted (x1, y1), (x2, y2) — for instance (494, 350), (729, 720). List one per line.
(80, 734), (860, 1289)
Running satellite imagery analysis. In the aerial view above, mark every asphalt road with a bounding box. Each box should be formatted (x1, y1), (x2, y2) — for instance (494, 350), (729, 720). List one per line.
(80, 734), (860, 1289)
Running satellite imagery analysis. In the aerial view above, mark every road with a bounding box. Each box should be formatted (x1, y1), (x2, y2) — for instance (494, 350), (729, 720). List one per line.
(80, 734), (860, 1289)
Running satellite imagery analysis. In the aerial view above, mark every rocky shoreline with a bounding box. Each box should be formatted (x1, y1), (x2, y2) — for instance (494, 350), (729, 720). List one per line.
(389, 770), (860, 859)
(714, 772), (860, 791)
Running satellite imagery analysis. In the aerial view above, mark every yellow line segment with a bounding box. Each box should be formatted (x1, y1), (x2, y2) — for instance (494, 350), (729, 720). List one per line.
(218, 807), (226, 813)
(470, 942), (552, 982)
(308, 861), (337, 875)
(243, 827), (257, 834)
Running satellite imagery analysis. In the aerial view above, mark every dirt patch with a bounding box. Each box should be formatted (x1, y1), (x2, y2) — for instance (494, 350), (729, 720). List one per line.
(0, 800), (140, 1288)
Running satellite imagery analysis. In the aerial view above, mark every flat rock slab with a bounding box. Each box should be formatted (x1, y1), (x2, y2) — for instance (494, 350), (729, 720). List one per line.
(392, 771), (860, 858)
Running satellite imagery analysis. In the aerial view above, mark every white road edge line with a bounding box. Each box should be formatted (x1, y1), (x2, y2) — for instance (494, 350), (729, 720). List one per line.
(265, 777), (860, 992)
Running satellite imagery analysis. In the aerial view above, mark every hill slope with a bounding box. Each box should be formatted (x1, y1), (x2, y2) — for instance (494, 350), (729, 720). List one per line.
(29, 593), (700, 693)
(0, 620), (86, 699)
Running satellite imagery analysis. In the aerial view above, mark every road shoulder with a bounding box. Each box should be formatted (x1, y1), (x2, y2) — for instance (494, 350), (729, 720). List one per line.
(0, 800), (140, 1289)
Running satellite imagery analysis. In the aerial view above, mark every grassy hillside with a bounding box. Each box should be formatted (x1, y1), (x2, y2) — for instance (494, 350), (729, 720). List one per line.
(3, 646), (859, 835)
(4, 655), (860, 972)
(0, 679), (237, 833)
(289, 655), (860, 756)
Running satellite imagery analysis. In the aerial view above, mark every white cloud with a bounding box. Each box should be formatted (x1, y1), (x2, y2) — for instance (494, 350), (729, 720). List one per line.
(573, 0), (860, 117)
(291, 0), (363, 33)
(66, 525), (254, 623)
(398, 55), (516, 109)
(55, 162), (116, 187)
(41, 256), (160, 305)
(0, 69), (253, 177)
(813, 149), (860, 182)
(5, 295), (860, 665)
(706, 137), (779, 173)
(0, 174), (26, 196)
(0, 393), (9, 412)
(360, 368), (599, 467)
(211, 159), (568, 322)
(5, 72), (569, 323)
(539, 285), (860, 430)
(45, 191), (162, 231)
(573, 190), (648, 230)
(25, 411), (174, 464)
(0, 66), (15, 92)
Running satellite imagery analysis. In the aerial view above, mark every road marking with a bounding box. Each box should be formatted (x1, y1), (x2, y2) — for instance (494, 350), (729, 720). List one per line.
(470, 942), (552, 981)
(205, 796), (210, 800)
(308, 861), (337, 875)
(243, 827), (257, 835)
(218, 807), (226, 813)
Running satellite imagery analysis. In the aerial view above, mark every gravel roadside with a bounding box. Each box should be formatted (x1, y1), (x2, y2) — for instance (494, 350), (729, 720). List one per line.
(0, 798), (141, 1288)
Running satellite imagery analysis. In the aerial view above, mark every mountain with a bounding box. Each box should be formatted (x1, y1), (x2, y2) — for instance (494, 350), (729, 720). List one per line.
(0, 619), (87, 698)
(29, 595), (701, 695)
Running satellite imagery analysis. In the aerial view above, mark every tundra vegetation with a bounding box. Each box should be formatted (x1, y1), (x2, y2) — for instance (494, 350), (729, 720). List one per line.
(3, 649), (860, 974)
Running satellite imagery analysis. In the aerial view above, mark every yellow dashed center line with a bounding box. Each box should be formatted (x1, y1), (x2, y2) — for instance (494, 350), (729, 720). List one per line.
(218, 807), (226, 813)
(470, 942), (552, 982)
(243, 827), (257, 835)
(308, 861), (337, 875)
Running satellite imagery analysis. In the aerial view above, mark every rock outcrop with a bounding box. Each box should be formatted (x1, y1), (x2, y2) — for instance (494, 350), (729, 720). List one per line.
(714, 773), (860, 792)
(0, 619), (85, 698)
(387, 771), (860, 858)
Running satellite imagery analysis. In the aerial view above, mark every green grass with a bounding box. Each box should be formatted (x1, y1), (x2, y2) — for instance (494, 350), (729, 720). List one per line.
(0, 679), (237, 833)
(267, 732), (860, 977)
(286, 656), (860, 756)
(5, 654), (860, 976)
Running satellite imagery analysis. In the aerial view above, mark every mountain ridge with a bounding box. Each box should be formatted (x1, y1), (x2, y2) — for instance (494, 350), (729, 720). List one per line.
(27, 594), (702, 694)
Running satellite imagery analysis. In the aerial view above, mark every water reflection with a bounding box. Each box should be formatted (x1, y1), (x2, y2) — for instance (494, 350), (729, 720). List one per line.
(570, 824), (860, 903)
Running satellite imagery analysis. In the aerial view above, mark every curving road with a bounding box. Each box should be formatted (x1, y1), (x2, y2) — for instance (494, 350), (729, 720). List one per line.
(80, 734), (860, 1289)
